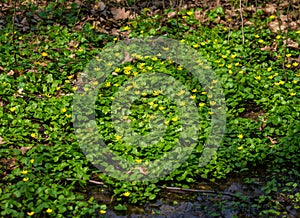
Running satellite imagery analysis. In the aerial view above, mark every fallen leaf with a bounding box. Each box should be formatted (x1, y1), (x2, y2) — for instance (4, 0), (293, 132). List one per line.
(284, 38), (299, 49)
(0, 137), (6, 144)
(263, 4), (277, 14)
(111, 7), (130, 20)
(121, 51), (134, 64)
(19, 146), (32, 155)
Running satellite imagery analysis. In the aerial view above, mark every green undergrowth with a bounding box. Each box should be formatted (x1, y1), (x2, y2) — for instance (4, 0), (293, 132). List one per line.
(0, 4), (299, 218)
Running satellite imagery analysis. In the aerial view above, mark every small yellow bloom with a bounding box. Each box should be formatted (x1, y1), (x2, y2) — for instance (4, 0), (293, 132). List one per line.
(193, 44), (199, 48)
(115, 67), (121, 72)
(286, 64), (291, 68)
(21, 170), (28, 175)
(180, 39), (185, 43)
(147, 66), (153, 70)
(276, 35), (281, 39)
(124, 66), (133, 71)
(100, 210), (106, 214)
(65, 114), (71, 118)
(61, 108), (67, 113)
(18, 36), (23, 40)
(255, 75), (261, 80)
(162, 47), (169, 51)
(179, 101), (185, 106)
(135, 91), (140, 95)
(199, 103), (205, 107)
(46, 208), (52, 213)
(190, 95), (196, 99)
(23, 178), (29, 182)
(31, 133), (37, 138)
(239, 70), (244, 74)
(142, 92), (147, 96)
(41, 52), (48, 57)
(30, 159), (34, 164)
(208, 111), (214, 115)
(230, 54), (236, 59)
(292, 62), (299, 67)
(124, 192), (130, 197)
(136, 159), (142, 163)
(201, 91), (206, 95)
(10, 107), (16, 112)
(221, 55), (227, 59)
(268, 75), (274, 79)
(105, 82), (111, 87)
(234, 63), (239, 66)
(177, 66), (183, 70)
(267, 67), (272, 72)
(200, 42), (206, 46)
(269, 15), (275, 19)
(152, 57), (158, 61)
(258, 39), (264, 43)
(72, 86), (78, 91)
(65, 80), (70, 83)
(292, 80), (298, 84)
(286, 54), (292, 57)
(172, 117), (179, 122)
(159, 106), (164, 111)
(210, 101), (216, 106)
(237, 146), (243, 150)
(182, 15), (187, 19)
(153, 90), (162, 96)
(207, 94), (213, 99)
(290, 92), (296, 96)
(227, 65), (232, 69)
(238, 134), (244, 139)
(27, 212), (34, 216)
(123, 26), (130, 31)
(148, 101), (154, 106)
(254, 34), (260, 38)
(191, 89), (197, 92)
(296, 30), (300, 34)
(228, 70), (233, 74)
(93, 81), (99, 85)
(176, 90), (185, 96)
(187, 11), (193, 16)
(124, 70), (130, 75)
(116, 135), (122, 141)
(279, 80), (285, 85)
(56, 86), (61, 91)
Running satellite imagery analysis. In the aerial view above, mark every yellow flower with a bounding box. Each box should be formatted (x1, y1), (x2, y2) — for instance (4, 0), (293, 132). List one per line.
(115, 67), (121, 72)
(190, 95), (196, 99)
(268, 75), (274, 79)
(135, 91), (140, 95)
(207, 94), (213, 99)
(159, 106), (164, 110)
(142, 92), (147, 96)
(292, 62), (299, 67)
(133, 71), (138, 76)
(124, 192), (130, 197)
(292, 80), (298, 84)
(221, 55), (227, 59)
(61, 108), (67, 113)
(176, 90), (185, 96)
(124, 66), (133, 71)
(290, 92), (296, 96)
(153, 90), (162, 96)
(258, 39), (264, 43)
(30, 159), (34, 164)
(27, 212), (34, 216)
(136, 159), (142, 163)
(124, 70), (130, 75)
(191, 89), (197, 92)
(148, 101), (154, 106)
(30, 133), (37, 138)
(123, 26), (130, 31)
(276, 35), (281, 39)
(234, 63), (239, 66)
(255, 75), (261, 80)
(46, 208), (52, 213)
(254, 34), (260, 38)
(227, 65), (232, 69)
(21, 170), (28, 175)
(279, 80), (285, 85)
(286, 64), (291, 68)
(182, 15), (187, 19)
(10, 107), (16, 112)
(164, 120), (169, 125)
(296, 30), (300, 34)
(56, 86), (61, 91)
(180, 39), (185, 43)
(152, 57), (158, 61)
(239, 70), (244, 74)
(201, 91), (206, 95)
(199, 103), (205, 107)
(116, 135), (122, 141)
(179, 101), (185, 106)
(162, 47), (169, 51)
(237, 146), (243, 150)
(105, 82), (111, 87)
(23, 178), (29, 182)
(269, 15), (275, 19)
(238, 134), (244, 139)
(177, 66), (183, 70)
(147, 66), (153, 70)
(172, 117), (179, 122)
(41, 52), (48, 57)
(267, 67), (272, 72)
(228, 70), (233, 74)
(208, 111), (214, 115)
(286, 54), (291, 57)
(65, 80), (70, 83)
(193, 44), (199, 48)
(210, 101), (216, 106)
(187, 11), (193, 16)
(65, 114), (71, 118)
(100, 210), (106, 214)
(200, 42), (206, 46)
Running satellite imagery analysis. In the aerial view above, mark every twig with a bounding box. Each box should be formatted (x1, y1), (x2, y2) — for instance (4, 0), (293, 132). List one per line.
(12, 0), (18, 65)
(282, 0), (292, 82)
(66, 178), (104, 185)
(239, 0), (245, 45)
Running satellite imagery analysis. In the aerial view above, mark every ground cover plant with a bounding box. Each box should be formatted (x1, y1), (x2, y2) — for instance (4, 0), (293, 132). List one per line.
(0, 0), (299, 217)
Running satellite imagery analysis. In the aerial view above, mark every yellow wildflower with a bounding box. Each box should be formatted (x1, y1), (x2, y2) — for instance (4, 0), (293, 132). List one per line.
(162, 47), (169, 51)
(123, 26), (130, 31)
(199, 103), (205, 107)
(267, 67), (272, 72)
(290, 92), (296, 96)
(176, 90), (185, 96)
(152, 57), (158, 61)
(222, 55), (227, 59)
(187, 11), (193, 16)
(124, 70), (130, 75)
(193, 44), (199, 48)
(115, 67), (121, 72)
(100, 210), (106, 214)
(23, 178), (29, 182)
(10, 107), (16, 112)
(191, 89), (197, 92)
(292, 62), (299, 67)
(30, 159), (34, 164)
(179, 101), (185, 106)
(269, 15), (275, 19)
(208, 111), (214, 115)
(136, 159), (142, 163)
(238, 134), (244, 139)
(172, 117), (179, 122)
(292, 80), (298, 84)
(124, 192), (130, 197)
(148, 101), (154, 106)
(164, 120), (169, 125)
(31, 133), (37, 138)
(177, 66), (183, 70)
(105, 82), (111, 87)
(286, 54), (291, 57)
(229, 70), (233, 74)
(27, 212), (34, 216)
(201, 91), (206, 95)
(254, 35), (260, 38)
(255, 75), (261, 80)
(21, 170), (28, 175)
(61, 108), (67, 113)
(258, 39), (264, 43)
(237, 146), (243, 150)
(41, 52), (48, 57)
(147, 66), (153, 70)
(153, 90), (162, 96)
(276, 35), (281, 39)
(116, 135), (122, 141)
(190, 95), (196, 99)
(46, 208), (52, 213)
(286, 64), (291, 68)
(65, 114), (71, 118)
(210, 101), (216, 106)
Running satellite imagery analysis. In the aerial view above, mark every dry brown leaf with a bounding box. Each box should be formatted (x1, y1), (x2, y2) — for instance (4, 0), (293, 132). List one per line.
(111, 7), (130, 20)
(268, 21), (287, 32)
(0, 137), (6, 144)
(121, 51), (134, 64)
(285, 38), (299, 49)
(7, 70), (14, 76)
(267, 136), (278, 145)
(167, 11), (177, 18)
(263, 4), (277, 14)
(20, 146), (32, 154)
